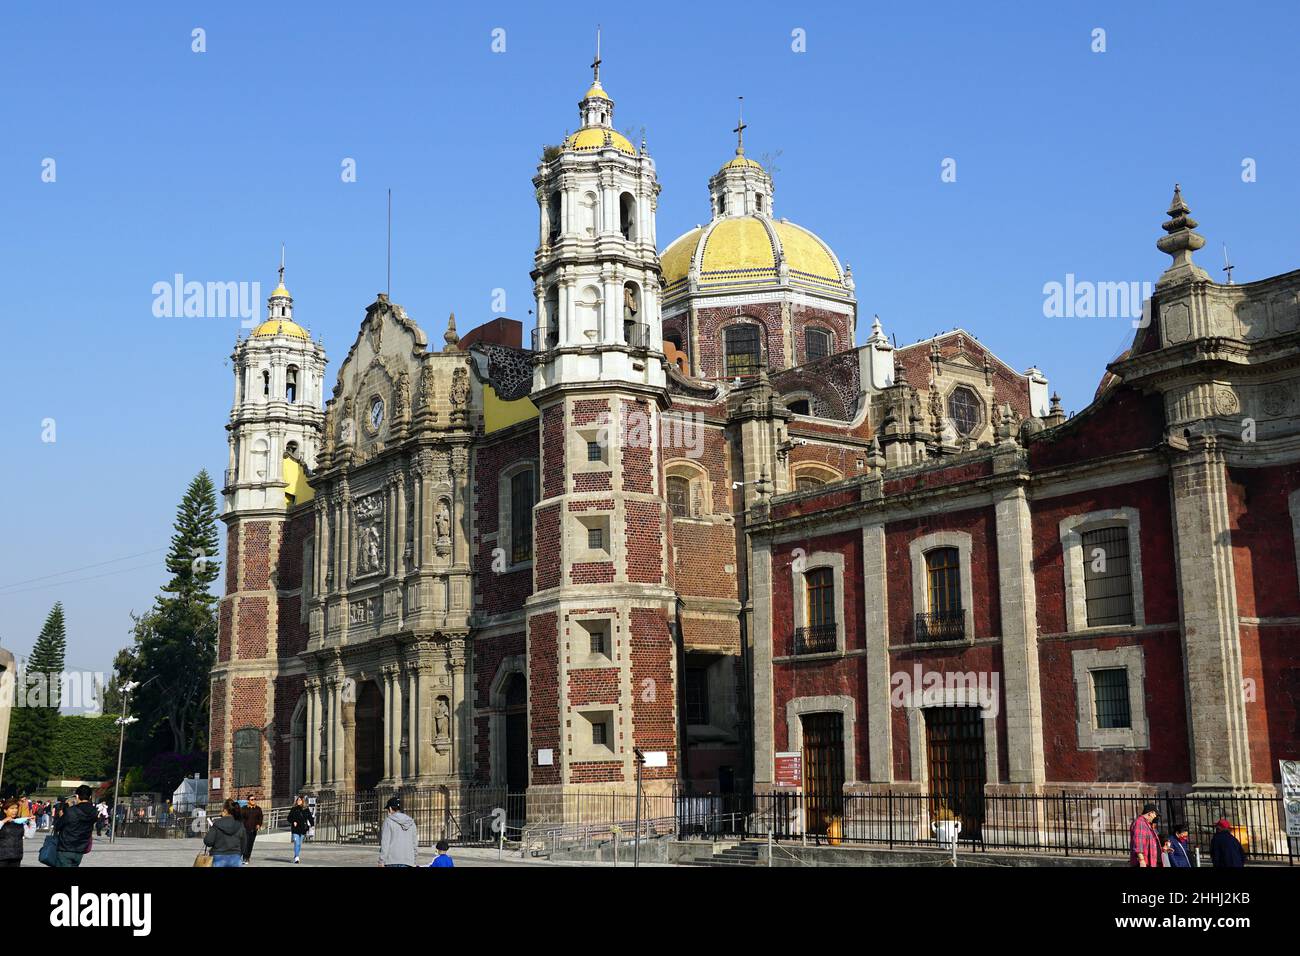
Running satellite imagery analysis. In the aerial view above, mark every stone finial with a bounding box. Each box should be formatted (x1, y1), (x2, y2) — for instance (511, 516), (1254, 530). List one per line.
(1045, 391), (1067, 427)
(868, 313), (888, 345)
(443, 312), (460, 352)
(867, 435), (886, 473)
(893, 356), (908, 385)
(1156, 184), (1209, 285)
(756, 465), (772, 504)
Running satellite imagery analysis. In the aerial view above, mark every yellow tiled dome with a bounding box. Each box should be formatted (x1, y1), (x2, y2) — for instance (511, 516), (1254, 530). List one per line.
(721, 155), (764, 171)
(583, 82), (611, 101)
(252, 319), (310, 340)
(564, 127), (636, 155)
(660, 216), (845, 295)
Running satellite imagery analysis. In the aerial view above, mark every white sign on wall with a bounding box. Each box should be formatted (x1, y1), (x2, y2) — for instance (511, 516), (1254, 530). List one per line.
(537, 749), (554, 766)
(1281, 760), (1300, 839)
(210, 776), (222, 790)
(643, 751), (668, 768)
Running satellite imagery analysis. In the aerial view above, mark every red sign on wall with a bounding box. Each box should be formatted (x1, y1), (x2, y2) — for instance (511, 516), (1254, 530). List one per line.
(774, 751), (803, 788)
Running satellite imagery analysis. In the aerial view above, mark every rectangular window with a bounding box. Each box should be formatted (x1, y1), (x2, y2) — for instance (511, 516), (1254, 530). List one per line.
(684, 667), (709, 725)
(510, 469), (535, 564)
(805, 567), (835, 628)
(1092, 668), (1132, 729)
(587, 526), (603, 550)
(586, 440), (603, 462)
(667, 476), (691, 518)
(1081, 526), (1134, 626)
(592, 720), (608, 746)
(585, 622), (608, 656)
(926, 547), (961, 616)
(724, 324), (762, 379)
(805, 328), (831, 363)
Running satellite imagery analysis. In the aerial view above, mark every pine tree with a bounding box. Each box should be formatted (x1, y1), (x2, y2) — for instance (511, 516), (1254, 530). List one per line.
(129, 471), (222, 756)
(27, 602), (67, 709)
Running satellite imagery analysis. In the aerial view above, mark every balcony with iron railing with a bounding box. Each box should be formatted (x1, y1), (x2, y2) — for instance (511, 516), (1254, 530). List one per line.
(914, 609), (966, 643)
(793, 623), (837, 655)
(529, 324), (652, 352)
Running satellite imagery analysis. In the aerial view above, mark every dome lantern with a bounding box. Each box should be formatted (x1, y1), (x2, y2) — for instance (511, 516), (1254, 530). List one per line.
(709, 97), (773, 219)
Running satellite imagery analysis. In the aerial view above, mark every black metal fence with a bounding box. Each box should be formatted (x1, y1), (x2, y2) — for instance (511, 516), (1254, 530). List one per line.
(302, 786), (1295, 863)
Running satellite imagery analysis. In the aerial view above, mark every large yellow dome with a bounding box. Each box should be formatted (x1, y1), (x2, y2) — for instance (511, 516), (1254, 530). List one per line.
(252, 318), (310, 340)
(564, 127), (636, 155)
(660, 216), (847, 298)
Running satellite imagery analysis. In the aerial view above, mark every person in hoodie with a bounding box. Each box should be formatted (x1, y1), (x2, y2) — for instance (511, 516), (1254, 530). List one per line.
(52, 785), (99, 867)
(203, 799), (247, 867)
(379, 797), (418, 867)
(1209, 818), (1246, 867)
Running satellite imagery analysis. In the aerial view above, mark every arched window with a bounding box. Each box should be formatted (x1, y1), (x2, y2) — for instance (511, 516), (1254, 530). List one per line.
(619, 192), (637, 241)
(547, 192), (562, 243)
(787, 399), (811, 416)
(286, 365), (298, 403)
(667, 476), (691, 518)
(724, 324), (761, 379)
(510, 468), (536, 564)
(805, 328), (831, 363)
(262, 369), (270, 398)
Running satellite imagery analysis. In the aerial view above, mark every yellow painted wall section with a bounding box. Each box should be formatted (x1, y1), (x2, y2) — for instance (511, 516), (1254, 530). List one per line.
(283, 456), (315, 507)
(484, 384), (539, 433)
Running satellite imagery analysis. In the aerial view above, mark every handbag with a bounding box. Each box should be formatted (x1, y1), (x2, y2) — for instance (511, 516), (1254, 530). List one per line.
(193, 849), (213, 868)
(38, 834), (59, 867)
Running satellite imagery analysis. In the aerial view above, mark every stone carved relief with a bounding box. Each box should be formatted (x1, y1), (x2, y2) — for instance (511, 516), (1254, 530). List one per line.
(394, 370), (410, 422)
(354, 492), (386, 576)
(1262, 383), (1291, 417)
(1214, 387), (1240, 417)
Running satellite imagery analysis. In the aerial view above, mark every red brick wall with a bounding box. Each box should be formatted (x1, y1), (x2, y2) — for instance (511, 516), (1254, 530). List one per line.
(473, 427), (538, 616)
(236, 597), (268, 660)
(1038, 630), (1190, 783)
(671, 521), (737, 600)
(630, 607), (677, 779)
(218, 599), (233, 662)
(662, 420), (732, 513)
(621, 399), (655, 494)
(230, 676), (267, 797)
(1030, 477), (1179, 633)
(883, 507), (1000, 643)
(240, 521), (273, 590)
(771, 529), (864, 655)
(695, 303), (784, 380)
(570, 562), (615, 584)
(1028, 386), (1166, 469)
(472, 630), (526, 781)
(1226, 465), (1300, 619)
(790, 303), (854, 367)
(570, 761), (623, 783)
(626, 500), (663, 584)
(225, 525), (239, 593)
(1242, 623), (1300, 783)
(527, 612), (560, 786)
(209, 677), (226, 797)
(541, 404), (565, 499)
(534, 504), (561, 590)
(568, 668), (620, 706)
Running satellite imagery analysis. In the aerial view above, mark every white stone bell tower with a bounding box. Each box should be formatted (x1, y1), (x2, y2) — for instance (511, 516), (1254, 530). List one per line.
(224, 265), (327, 514)
(531, 37), (664, 392)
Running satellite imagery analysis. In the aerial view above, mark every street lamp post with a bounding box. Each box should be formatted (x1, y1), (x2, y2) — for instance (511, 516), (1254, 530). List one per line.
(633, 747), (644, 869)
(110, 681), (140, 844)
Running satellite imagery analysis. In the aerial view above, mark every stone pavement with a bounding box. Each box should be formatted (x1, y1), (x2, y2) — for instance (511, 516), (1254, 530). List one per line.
(14, 836), (674, 867)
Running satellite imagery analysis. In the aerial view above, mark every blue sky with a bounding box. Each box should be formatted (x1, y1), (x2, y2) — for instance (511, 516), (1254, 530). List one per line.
(1, 1), (1297, 679)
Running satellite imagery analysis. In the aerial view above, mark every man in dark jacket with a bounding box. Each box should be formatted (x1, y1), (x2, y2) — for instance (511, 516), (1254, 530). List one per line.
(1210, 818), (1246, 867)
(53, 785), (99, 867)
(241, 795), (264, 865)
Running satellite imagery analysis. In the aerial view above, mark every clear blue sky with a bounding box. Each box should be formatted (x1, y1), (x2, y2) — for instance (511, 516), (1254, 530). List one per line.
(2, 1), (1297, 679)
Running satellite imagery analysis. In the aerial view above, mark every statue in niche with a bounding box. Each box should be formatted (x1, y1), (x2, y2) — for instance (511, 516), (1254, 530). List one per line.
(434, 697), (450, 739)
(623, 284), (639, 320)
(359, 525), (383, 573)
(449, 367), (469, 408)
(394, 370), (410, 421)
(436, 499), (451, 540)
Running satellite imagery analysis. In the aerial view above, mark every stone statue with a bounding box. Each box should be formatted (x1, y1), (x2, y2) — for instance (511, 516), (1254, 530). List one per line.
(436, 499), (451, 540)
(434, 697), (450, 738)
(359, 525), (382, 572)
(623, 284), (639, 320)
(394, 370), (410, 420)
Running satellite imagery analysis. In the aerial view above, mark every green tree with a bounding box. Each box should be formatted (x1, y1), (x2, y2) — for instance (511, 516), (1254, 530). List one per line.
(1, 603), (67, 794)
(128, 471), (221, 755)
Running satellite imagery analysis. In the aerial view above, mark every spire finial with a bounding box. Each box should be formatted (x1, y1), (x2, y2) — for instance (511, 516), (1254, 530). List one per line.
(443, 312), (460, 352)
(591, 25), (602, 84)
(1156, 182), (1208, 285)
(278, 243), (285, 288)
(733, 95), (747, 155)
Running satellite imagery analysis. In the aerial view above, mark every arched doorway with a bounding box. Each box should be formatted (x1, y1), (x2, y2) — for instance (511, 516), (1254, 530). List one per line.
(354, 681), (384, 792)
(504, 674), (528, 793)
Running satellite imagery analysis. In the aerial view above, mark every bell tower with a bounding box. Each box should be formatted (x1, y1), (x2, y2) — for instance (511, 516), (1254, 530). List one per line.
(524, 43), (679, 810)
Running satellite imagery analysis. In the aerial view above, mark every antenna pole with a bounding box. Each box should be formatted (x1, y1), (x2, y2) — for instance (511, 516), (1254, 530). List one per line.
(387, 188), (392, 298)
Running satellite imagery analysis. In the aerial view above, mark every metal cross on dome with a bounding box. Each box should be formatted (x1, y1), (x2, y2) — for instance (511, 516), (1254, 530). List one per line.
(734, 96), (747, 154)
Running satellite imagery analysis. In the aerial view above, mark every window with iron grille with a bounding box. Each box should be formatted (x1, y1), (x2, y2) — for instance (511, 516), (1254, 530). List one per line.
(586, 440), (603, 462)
(926, 547), (961, 616)
(1092, 667), (1132, 729)
(805, 567), (835, 628)
(588, 526), (603, 550)
(585, 621), (608, 656)
(592, 719), (608, 746)
(667, 476), (691, 518)
(510, 468), (535, 563)
(805, 328), (831, 363)
(724, 324), (761, 379)
(232, 728), (261, 789)
(1081, 526), (1134, 626)
(947, 386), (982, 437)
(684, 667), (710, 725)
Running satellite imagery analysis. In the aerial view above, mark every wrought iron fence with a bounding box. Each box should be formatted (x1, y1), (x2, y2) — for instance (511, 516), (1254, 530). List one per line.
(914, 609), (965, 642)
(299, 786), (1295, 863)
(793, 623), (837, 655)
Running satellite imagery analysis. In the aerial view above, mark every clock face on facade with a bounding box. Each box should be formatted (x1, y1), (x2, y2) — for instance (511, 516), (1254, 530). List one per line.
(370, 397), (384, 429)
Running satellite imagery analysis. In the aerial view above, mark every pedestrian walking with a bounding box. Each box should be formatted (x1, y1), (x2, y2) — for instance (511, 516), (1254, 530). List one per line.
(94, 801), (108, 837)
(241, 794), (264, 865)
(1167, 822), (1193, 867)
(0, 799), (26, 868)
(51, 785), (99, 867)
(1209, 818), (1246, 867)
(1129, 802), (1161, 867)
(287, 795), (313, 864)
(427, 839), (454, 868)
(378, 797), (418, 868)
(202, 799), (247, 868)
